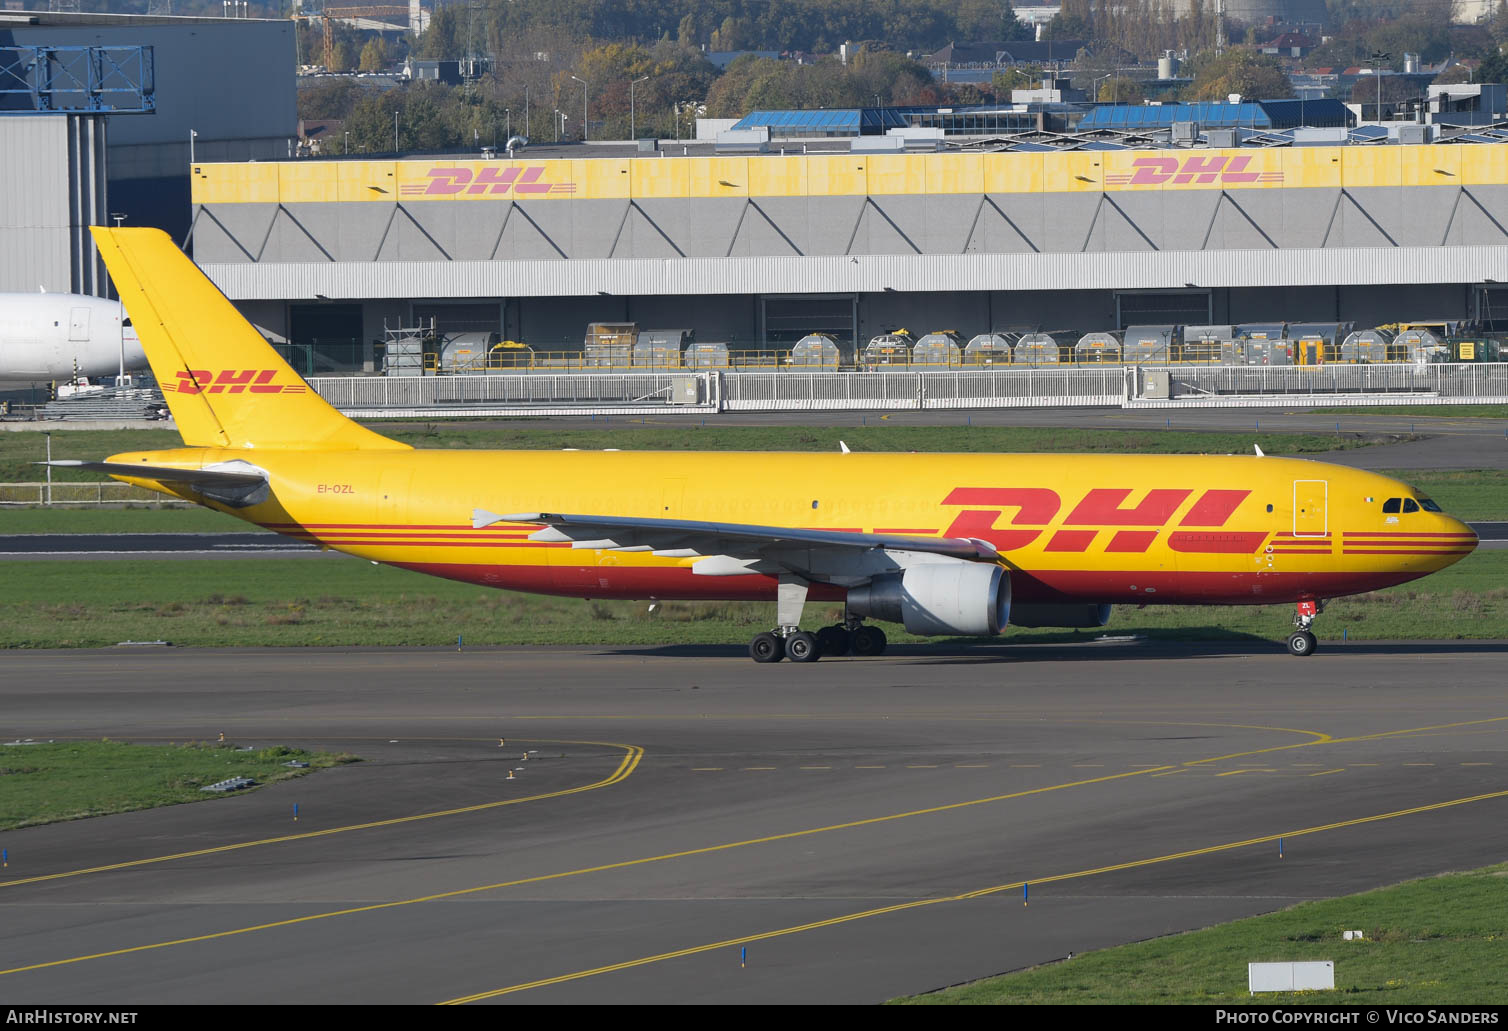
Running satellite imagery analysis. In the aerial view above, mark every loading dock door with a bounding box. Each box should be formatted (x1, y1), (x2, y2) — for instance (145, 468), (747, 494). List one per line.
(1293, 480), (1328, 538)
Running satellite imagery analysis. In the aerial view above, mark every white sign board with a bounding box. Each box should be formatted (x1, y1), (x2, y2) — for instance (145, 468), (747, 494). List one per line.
(1249, 961), (1335, 994)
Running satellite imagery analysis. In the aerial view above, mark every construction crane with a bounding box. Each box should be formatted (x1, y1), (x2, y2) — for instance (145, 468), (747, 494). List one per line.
(293, 5), (410, 71)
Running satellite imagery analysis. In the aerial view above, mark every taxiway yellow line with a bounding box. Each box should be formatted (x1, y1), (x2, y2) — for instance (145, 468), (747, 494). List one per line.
(441, 786), (1508, 1003)
(0, 739), (643, 891)
(0, 763), (1177, 980)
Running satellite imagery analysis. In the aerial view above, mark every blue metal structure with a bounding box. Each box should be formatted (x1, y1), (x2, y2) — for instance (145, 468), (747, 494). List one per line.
(0, 45), (155, 115)
(732, 108), (909, 136)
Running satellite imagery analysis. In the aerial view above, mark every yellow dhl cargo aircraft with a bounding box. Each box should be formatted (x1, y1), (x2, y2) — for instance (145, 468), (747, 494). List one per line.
(69, 228), (1478, 662)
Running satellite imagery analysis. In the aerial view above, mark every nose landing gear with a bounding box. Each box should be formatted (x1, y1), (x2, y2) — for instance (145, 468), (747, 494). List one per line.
(1286, 599), (1322, 657)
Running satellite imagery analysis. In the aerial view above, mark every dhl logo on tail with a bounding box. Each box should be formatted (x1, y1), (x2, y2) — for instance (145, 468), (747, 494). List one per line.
(169, 369), (308, 395)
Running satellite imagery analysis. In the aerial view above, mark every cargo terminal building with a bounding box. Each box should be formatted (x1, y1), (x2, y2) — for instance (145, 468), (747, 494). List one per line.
(189, 139), (1508, 371)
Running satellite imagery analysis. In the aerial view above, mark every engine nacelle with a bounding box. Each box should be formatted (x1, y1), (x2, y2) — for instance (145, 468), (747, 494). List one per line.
(1008, 603), (1113, 628)
(846, 562), (1010, 637)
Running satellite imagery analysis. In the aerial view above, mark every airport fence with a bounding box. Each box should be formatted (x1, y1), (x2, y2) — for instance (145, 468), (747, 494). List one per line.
(0, 482), (188, 506)
(312, 372), (689, 409)
(1133, 362), (1508, 404)
(720, 368), (1125, 410)
(307, 362), (1508, 414)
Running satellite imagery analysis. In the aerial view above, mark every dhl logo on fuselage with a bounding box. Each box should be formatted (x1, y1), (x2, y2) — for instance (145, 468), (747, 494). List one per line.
(169, 369), (308, 395)
(942, 487), (1268, 554)
(1104, 155), (1284, 187)
(399, 166), (578, 197)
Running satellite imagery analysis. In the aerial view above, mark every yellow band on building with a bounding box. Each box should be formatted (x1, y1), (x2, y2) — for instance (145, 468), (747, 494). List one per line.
(191, 145), (1508, 205)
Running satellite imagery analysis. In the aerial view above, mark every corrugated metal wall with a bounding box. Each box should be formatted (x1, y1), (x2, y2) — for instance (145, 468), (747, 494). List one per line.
(0, 114), (108, 295)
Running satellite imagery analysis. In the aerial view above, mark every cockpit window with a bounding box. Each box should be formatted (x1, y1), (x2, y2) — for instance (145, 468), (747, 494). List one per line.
(1382, 498), (1401, 513)
(1402, 498), (1420, 513)
(1418, 498), (1442, 512)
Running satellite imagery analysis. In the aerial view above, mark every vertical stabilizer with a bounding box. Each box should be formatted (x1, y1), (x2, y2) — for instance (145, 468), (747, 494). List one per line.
(90, 227), (405, 451)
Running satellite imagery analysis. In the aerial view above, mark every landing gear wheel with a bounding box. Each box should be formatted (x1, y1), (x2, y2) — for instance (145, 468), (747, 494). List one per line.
(1286, 630), (1317, 657)
(850, 625), (888, 656)
(785, 631), (821, 663)
(816, 625), (852, 657)
(750, 632), (785, 663)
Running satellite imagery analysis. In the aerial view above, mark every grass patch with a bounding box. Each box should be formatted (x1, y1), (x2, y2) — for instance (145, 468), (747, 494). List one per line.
(1307, 405), (1508, 418)
(0, 739), (358, 830)
(0, 424), (1412, 486)
(0, 506), (256, 534)
(892, 862), (1508, 1005)
(0, 549), (1502, 648)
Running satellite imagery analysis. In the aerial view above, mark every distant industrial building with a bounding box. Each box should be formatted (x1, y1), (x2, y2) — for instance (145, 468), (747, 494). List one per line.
(0, 9), (296, 294)
(188, 124), (1508, 372)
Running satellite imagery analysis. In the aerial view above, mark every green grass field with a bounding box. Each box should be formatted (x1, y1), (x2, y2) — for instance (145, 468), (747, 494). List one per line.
(0, 740), (357, 830)
(1, 548), (1500, 649)
(894, 863), (1508, 1005)
(1308, 404), (1508, 418)
(0, 423), (1414, 485)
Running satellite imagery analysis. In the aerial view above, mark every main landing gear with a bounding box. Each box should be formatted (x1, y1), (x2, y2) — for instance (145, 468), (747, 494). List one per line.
(1286, 599), (1322, 657)
(748, 575), (887, 663)
(748, 620), (887, 664)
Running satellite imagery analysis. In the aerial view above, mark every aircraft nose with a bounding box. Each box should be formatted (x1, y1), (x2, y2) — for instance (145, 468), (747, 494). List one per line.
(1455, 516), (1479, 551)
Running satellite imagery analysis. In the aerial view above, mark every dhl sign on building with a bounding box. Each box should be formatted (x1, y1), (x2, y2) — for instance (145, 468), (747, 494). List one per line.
(188, 141), (1508, 366)
(193, 145), (1508, 203)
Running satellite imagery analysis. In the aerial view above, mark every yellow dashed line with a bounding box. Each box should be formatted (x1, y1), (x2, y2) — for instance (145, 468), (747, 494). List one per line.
(743, 767), (776, 771)
(1308, 769), (1346, 777)
(1216, 769), (1277, 777)
(1462, 763), (1493, 767)
(905, 765), (939, 769)
(954, 764), (989, 768)
(1151, 769), (1188, 778)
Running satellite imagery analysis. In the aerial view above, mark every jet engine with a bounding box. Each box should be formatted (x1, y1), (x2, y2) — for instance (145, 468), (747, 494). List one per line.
(846, 562), (1010, 636)
(1008, 603), (1113, 628)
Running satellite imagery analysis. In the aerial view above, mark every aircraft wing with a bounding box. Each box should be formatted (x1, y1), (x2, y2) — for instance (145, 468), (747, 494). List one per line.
(480, 509), (997, 579)
(40, 460), (267, 488)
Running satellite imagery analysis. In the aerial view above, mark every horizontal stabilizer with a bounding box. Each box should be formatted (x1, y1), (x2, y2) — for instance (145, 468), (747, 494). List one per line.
(40, 460), (267, 487)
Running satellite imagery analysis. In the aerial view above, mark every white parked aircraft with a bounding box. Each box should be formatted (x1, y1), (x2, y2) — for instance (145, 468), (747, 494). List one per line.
(0, 292), (146, 385)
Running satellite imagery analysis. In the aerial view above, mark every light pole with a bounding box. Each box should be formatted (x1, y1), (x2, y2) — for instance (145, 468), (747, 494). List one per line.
(189, 128), (197, 165)
(553, 109), (561, 143)
(505, 108), (510, 140)
(524, 85), (530, 140)
(1370, 50), (1391, 122)
(630, 75), (649, 140)
(344, 130), (349, 155)
(570, 74), (589, 141)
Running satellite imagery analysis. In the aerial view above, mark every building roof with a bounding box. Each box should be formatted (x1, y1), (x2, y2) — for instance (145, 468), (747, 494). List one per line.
(1079, 102), (1274, 130)
(925, 39), (1088, 66)
(732, 108), (909, 134)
